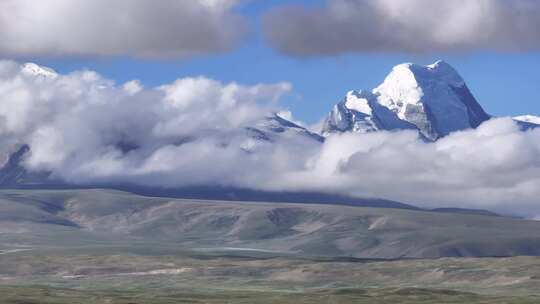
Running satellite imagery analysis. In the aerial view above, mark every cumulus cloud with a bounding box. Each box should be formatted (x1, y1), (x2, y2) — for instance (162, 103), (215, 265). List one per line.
(1, 61), (540, 218)
(0, 60), (293, 186)
(0, 0), (246, 58)
(270, 120), (540, 217)
(262, 0), (540, 56)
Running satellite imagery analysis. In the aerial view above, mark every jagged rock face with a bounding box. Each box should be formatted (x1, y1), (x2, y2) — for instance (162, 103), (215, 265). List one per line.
(0, 145), (49, 186)
(375, 61), (490, 139)
(0, 145), (30, 186)
(322, 90), (418, 135)
(322, 61), (491, 140)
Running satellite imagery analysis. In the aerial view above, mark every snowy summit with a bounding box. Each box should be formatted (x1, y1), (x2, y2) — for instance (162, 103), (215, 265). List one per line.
(322, 61), (491, 140)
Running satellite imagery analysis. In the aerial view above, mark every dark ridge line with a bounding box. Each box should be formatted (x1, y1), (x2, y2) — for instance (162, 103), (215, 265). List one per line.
(0, 184), (505, 218)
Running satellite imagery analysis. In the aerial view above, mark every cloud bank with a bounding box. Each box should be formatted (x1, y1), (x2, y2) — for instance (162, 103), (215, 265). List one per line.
(0, 60), (294, 186)
(276, 121), (540, 217)
(263, 0), (540, 56)
(0, 0), (246, 58)
(1, 61), (540, 217)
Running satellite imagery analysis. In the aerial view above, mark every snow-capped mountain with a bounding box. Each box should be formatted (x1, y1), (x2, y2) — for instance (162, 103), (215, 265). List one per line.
(1, 60), (539, 190)
(248, 113), (323, 143)
(239, 113), (323, 152)
(515, 115), (540, 125)
(322, 61), (491, 140)
(513, 115), (540, 131)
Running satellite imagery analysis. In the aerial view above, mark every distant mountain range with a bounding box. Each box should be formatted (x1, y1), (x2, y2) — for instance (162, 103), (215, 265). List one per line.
(2, 62), (540, 260)
(0, 60), (538, 204)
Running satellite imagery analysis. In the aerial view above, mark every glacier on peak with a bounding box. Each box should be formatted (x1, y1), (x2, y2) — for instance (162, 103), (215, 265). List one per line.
(344, 90), (373, 115)
(322, 60), (491, 140)
(514, 115), (540, 125)
(322, 90), (418, 136)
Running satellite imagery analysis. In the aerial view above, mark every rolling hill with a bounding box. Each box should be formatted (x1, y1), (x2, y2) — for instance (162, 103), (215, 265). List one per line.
(2, 189), (540, 259)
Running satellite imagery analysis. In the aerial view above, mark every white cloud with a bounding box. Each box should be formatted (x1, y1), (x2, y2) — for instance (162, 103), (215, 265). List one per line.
(0, 60), (293, 186)
(262, 0), (540, 56)
(266, 119), (540, 217)
(0, 0), (246, 58)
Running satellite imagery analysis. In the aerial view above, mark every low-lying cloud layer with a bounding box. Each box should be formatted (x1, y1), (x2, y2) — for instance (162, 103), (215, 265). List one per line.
(1, 61), (540, 217)
(0, 0), (246, 58)
(263, 0), (540, 56)
(275, 122), (540, 216)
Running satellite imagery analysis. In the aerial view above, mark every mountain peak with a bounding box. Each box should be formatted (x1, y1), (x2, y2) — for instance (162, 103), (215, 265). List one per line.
(514, 115), (540, 131)
(323, 61), (490, 140)
(321, 89), (418, 137)
(514, 115), (540, 125)
(376, 61), (465, 99)
(426, 60), (465, 87)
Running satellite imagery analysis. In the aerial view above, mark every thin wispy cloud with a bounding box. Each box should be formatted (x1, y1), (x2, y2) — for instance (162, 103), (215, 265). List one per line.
(262, 0), (540, 56)
(0, 0), (246, 58)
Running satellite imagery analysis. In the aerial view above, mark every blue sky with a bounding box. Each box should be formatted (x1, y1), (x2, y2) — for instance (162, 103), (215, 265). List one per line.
(28, 0), (540, 124)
